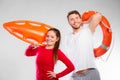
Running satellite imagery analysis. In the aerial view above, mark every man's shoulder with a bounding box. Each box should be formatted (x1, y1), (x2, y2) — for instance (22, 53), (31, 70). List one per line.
(83, 24), (89, 28)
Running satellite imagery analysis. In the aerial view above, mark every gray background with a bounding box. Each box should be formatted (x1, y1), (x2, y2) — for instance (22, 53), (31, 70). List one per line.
(0, 0), (120, 80)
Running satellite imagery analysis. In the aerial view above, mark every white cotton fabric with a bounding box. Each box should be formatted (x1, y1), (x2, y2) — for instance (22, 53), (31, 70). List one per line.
(61, 24), (96, 72)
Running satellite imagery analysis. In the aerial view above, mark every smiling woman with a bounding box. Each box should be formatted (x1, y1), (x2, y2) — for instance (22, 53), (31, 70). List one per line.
(25, 28), (75, 80)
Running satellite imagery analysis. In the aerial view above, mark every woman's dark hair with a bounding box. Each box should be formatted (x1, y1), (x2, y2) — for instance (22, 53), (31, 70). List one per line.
(47, 28), (61, 63)
(67, 10), (81, 19)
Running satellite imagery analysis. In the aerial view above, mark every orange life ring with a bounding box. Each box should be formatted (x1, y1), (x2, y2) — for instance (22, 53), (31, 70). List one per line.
(82, 11), (112, 57)
(3, 20), (53, 45)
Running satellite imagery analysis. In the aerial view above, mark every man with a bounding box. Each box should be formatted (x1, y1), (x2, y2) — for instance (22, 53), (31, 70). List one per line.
(61, 10), (102, 80)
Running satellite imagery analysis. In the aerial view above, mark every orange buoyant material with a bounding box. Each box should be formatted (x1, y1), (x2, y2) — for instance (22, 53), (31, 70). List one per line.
(82, 11), (112, 57)
(3, 20), (53, 45)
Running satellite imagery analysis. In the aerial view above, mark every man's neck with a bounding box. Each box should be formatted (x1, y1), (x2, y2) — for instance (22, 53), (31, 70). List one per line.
(73, 27), (83, 34)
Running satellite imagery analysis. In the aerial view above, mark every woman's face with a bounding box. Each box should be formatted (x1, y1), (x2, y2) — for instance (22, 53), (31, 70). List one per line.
(46, 30), (59, 47)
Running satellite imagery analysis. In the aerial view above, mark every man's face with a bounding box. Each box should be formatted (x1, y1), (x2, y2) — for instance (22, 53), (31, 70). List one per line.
(68, 13), (82, 29)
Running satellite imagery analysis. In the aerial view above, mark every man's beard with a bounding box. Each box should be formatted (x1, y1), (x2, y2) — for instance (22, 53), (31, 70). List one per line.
(71, 23), (83, 30)
(72, 25), (81, 29)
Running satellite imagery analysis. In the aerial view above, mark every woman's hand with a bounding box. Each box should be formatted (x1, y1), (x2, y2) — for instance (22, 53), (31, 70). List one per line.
(31, 43), (39, 49)
(47, 71), (56, 79)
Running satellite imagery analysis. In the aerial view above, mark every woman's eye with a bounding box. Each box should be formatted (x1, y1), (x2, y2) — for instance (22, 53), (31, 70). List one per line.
(46, 35), (49, 37)
(51, 36), (54, 38)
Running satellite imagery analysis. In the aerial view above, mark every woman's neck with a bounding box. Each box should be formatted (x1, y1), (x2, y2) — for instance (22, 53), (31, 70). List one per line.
(45, 45), (54, 49)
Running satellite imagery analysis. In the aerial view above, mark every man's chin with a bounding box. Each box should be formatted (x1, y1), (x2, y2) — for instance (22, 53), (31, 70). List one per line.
(72, 27), (80, 29)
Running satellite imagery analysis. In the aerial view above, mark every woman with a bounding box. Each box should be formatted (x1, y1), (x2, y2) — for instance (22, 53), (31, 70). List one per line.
(25, 28), (75, 80)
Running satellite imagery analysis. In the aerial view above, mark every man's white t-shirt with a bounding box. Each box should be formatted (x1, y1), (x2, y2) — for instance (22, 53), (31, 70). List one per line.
(60, 24), (96, 72)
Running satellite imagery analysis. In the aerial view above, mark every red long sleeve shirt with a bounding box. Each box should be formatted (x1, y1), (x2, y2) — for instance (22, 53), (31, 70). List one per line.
(25, 45), (74, 80)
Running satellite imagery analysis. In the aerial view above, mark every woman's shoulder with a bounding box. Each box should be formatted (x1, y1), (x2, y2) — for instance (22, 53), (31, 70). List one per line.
(36, 45), (45, 50)
(57, 49), (66, 56)
(58, 49), (62, 53)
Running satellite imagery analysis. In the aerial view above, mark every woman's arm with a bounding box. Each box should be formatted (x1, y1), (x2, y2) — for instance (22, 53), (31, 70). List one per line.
(25, 45), (39, 56)
(55, 50), (75, 78)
